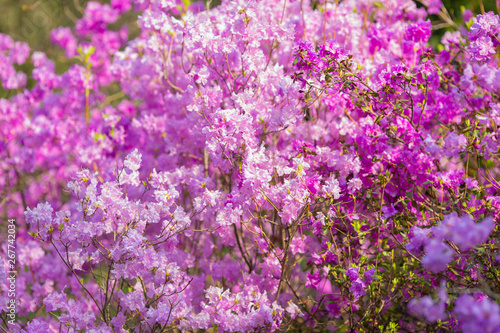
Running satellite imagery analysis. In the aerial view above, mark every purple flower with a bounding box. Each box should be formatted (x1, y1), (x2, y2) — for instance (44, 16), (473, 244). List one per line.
(305, 272), (322, 289)
(464, 177), (479, 189)
(421, 239), (454, 273)
(111, 0), (132, 13)
(24, 319), (51, 332)
(286, 301), (302, 319)
(349, 278), (367, 300)
(43, 291), (68, 312)
(455, 294), (500, 333)
(405, 20), (432, 43)
(427, 0), (443, 15)
(433, 212), (495, 251)
(381, 204), (397, 220)
(463, 9), (473, 23)
(124, 148), (142, 171)
(408, 295), (446, 323)
(408, 281), (447, 323)
(51, 27), (78, 57)
(345, 267), (359, 281)
(470, 12), (500, 40)
(347, 177), (362, 194)
(24, 202), (53, 226)
(443, 131), (467, 157)
(406, 227), (430, 256)
(364, 268), (375, 284)
(323, 176), (341, 199)
(469, 36), (496, 62)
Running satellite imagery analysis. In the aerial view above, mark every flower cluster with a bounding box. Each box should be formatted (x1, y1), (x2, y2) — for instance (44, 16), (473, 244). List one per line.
(1, 0), (500, 332)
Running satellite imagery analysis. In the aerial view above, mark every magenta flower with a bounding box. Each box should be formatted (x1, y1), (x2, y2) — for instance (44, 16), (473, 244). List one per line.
(421, 239), (454, 273)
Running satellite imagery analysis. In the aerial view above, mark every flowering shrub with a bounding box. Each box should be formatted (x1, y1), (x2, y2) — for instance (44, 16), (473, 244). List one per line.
(2, 0), (500, 332)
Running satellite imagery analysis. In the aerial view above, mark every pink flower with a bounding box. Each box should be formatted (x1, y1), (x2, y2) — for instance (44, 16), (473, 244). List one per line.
(408, 281), (447, 323)
(405, 20), (432, 43)
(323, 176), (341, 199)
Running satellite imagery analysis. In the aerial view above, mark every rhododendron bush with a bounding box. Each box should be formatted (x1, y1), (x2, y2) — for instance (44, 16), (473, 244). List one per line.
(2, 0), (500, 331)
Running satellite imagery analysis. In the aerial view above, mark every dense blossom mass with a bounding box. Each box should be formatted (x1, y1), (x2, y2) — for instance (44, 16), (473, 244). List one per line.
(1, 0), (500, 331)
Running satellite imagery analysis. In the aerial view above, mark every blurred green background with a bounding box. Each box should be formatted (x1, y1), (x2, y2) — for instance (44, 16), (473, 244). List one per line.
(441, 0), (497, 20)
(0, 0), (497, 59)
(0, 0), (82, 57)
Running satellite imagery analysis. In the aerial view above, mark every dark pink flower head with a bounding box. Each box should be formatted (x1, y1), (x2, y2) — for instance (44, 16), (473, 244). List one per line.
(470, 12), (500, 40)
(421, 239), (453, 273)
